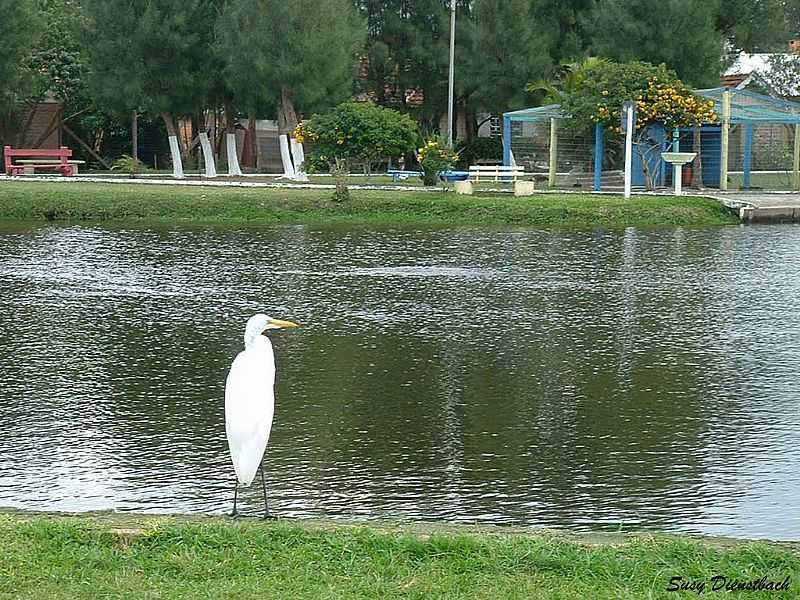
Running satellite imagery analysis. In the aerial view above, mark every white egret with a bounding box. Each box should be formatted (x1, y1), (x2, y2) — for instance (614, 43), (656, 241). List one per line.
(226, 313), (299, 518)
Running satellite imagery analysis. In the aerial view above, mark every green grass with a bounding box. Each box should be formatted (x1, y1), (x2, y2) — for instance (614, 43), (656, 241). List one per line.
(0, 514), (797, 599)
(0, 181), (738, 228)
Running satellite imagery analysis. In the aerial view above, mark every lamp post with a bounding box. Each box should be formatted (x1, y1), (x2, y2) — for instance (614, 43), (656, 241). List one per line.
(447, 0), (456, 147)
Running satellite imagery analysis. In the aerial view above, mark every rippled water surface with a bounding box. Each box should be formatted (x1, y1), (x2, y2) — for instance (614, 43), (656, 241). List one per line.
(1, 222), (799, 539)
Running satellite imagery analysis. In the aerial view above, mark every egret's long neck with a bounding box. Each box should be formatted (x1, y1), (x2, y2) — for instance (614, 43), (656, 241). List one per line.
(245, 327), (275, 350)
(244, 327), (262, 349)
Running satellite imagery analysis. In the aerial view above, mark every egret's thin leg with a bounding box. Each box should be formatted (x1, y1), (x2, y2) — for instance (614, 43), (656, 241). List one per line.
(230, 481), (239, 517)
(260, 464), (272, 520)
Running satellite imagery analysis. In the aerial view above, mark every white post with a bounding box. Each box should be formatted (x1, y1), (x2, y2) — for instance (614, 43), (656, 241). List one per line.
(279, 134), (295, 179)
(226, 132), (243, 176)
(793, 124), (800, 191)
(446, 0), (456, 147)
(548, 117), (558, 188)
(720, 89), (731, 191)
(624, 105), (634, 199)
(167, 135), (184, 178)
(199, 132), (217, 178)
(290, 138), (309, 182)
(674, 164), (683, 196)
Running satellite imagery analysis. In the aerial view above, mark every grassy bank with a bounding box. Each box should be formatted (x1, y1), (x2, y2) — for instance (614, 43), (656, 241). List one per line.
(0, 513), (797, 599)
(0, 181), (738, 228)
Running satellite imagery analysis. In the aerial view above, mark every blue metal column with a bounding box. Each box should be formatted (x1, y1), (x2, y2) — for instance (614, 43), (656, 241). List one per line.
(503, 115), (512, 166)
(594, 123), (605, 191)
(743, 123), (754, 189)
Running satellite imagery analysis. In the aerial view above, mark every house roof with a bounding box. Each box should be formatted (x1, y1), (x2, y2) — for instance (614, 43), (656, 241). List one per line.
(724, 52), (800, 96)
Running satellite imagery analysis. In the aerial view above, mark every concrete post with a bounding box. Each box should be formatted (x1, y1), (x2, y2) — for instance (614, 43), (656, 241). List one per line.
(720, 90), (731, 191)
(548, 117), (558, 189)
(743, 124), (753, 189)
(794, 124), (800, 191)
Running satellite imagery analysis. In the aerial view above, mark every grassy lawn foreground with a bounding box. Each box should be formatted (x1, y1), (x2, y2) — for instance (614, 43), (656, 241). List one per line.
(0, 514), (798, 599)
(0, 181), (738, 228)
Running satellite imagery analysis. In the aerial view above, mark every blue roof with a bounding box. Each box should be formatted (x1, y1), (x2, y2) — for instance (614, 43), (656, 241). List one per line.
(505, 88), (800, 124)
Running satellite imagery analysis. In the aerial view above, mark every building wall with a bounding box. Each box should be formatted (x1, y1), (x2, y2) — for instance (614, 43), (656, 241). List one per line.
(17, 103), (62, 148)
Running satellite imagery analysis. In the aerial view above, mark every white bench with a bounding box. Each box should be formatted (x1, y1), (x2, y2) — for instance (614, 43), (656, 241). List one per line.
(455, 165), (535, 196)
(16, 159), (86, 175)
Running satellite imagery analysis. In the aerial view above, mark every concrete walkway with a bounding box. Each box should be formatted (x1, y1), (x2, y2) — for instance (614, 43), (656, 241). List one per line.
(701, 192), (800, 223)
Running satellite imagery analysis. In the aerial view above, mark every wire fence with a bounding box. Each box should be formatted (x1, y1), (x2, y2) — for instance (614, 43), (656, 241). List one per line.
(505, 88), (800, 193)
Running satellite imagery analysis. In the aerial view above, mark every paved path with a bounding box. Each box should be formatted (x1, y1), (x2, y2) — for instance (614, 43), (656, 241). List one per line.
(702, 192), (800, 222)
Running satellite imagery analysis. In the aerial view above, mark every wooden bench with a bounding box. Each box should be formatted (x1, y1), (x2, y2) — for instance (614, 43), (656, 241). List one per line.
(455, 165), (535, 196)
(4, 146), (75, 177)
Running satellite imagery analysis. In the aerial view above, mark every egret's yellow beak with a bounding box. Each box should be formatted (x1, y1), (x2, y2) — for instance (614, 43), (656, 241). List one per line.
(269, 318), (300, 329)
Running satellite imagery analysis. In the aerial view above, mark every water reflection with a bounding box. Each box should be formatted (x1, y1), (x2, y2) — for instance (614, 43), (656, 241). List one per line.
(0, 223), (799, 539)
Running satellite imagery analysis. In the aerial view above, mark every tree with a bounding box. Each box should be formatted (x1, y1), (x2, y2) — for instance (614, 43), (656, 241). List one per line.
(716, 0), (791, 52)
(561, 60), (717, 189)
(84, 0), (214, 175)
(465, 0), (552, 115)
(355, 1), (473, 131)
(0, 0), (40, 106)
(585, 0), (724, 87)
(27, 0), (90, 107)
(536, 0), (593, 62)
(0, 0), (41, 147)
(755, 54), (800, 97)
(217, 0), (365, 134)
(298, 101), (418, 198)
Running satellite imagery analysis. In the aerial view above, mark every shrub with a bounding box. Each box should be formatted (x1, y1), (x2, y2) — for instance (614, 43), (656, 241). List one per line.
(111, 155), (147, 177)
(457, 137), (503, 167)
(298, 102), (418, 200)
(417, 137), (459, 186)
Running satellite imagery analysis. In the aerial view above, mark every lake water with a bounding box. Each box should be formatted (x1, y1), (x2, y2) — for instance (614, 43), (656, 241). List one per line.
(0, 222), (799, 540)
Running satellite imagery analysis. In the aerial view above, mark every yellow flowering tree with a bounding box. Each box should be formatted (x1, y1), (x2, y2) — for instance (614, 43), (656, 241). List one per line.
(561, 61), (718, 189)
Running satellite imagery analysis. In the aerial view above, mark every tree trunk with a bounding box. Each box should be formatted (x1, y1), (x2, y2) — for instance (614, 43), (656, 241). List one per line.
(132, 111), (138, 160)
(161, 111), (185, 178)
(224, 97), (243, 176)
(247, 113), (258, 171)
(278, 87), (299, 134)
(692, 124), (704, 189)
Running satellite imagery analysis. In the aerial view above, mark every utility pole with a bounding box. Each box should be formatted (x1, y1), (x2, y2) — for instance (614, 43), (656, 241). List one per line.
(447, 0), (456, 147)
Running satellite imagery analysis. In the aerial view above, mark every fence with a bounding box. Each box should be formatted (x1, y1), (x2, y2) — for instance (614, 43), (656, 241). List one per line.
(503, 88), (800, 192)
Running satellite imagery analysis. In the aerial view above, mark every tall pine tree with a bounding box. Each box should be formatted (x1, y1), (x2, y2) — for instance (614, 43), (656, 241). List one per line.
(217, 0), (365, 133)
(466, 0), (552, 115)
(84, 0), (214, 173)
(586, 0), (723, 86)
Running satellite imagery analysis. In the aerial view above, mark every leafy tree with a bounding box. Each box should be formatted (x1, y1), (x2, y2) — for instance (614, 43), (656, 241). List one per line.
(561, 60), (717, 188)
(716, 0), (791, 52)
(465, 0), (552, 115)
(0, 0), (40, 108)
(585, 0), (724, 87)
(83, 0), (214, 163)
(754, 54), (800, 97)
(0, 0), (41, 150)
(217, 0), (365, 134)
(298, 101), (418, 198)
(27, 0), (89, 107)
(536, 0), (593, 62)
(355, 1), (473, 130)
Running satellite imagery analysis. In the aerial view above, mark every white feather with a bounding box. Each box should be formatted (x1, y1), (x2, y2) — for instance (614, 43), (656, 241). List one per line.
(225, 335), (275, 487)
